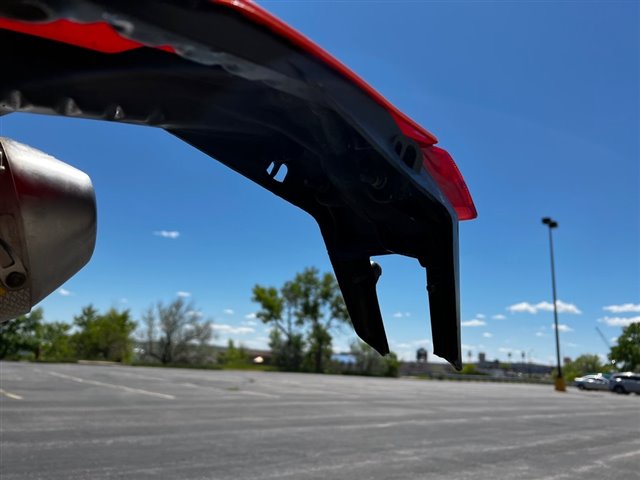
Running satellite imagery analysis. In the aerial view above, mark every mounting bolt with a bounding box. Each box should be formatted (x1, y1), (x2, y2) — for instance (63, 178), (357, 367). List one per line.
(5, 271), (26, 288)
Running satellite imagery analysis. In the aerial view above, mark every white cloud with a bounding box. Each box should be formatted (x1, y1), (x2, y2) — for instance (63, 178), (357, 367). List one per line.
(552, 323), (573, 332)
(565, 342), (579, 348)
(599, 316), (640, 327)
(603, 303), (640, 313)
(492, 314), (507, 320)
(498, 347), (513, 354)
(245, 312), (257, 320)
(244, 320), (258, 327)
(58, 288), (72, 296)
(120, 298), (128, 304)
(610, 336), (618, 344)
(539, 301), (582, 314)
(507, 300), (581, 315)
(545, 300), (582, 314)
(213, 324), (255, 335)
(176, 291), (191, 298)
(476, 314), (486, 319)
(507, 302), (537, 314)
(535, 331), (546, 337)
(223, 308), (235, 315)
(392, 312), (411, 319)
(153, 230), (180, 239)
(187, 310), (203, 318)
(461, 319), (486, 327)
(482, 332), (493, 338)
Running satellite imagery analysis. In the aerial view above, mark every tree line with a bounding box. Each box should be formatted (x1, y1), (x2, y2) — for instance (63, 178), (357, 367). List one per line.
(0, 267), (400, 376)
(1, 267), (638, 378)
(0, 305), (135, 363)
(252, 267), (399, 376)
(0, 299), (215, 366)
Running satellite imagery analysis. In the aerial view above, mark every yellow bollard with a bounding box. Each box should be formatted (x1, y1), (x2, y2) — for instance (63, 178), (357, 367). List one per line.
(554, 377), (566, 392)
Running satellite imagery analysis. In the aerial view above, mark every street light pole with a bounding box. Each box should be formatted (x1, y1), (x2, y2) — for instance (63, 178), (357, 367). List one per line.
(542, 217), (566, 392)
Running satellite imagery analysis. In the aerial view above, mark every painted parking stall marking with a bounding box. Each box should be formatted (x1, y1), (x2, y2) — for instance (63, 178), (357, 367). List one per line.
(0, 388), (22, 400)
(47, 371), (175, 400)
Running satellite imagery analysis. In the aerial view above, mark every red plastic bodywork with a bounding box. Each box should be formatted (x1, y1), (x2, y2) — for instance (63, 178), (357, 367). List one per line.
(0, 18), (173, 53)
(0, 0), (477, 220)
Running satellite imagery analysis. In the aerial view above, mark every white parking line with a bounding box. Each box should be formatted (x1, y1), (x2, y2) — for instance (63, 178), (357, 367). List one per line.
(0, 388), (23, 400)
(48, 371), (175, 400)
(609, 449), (640, 460)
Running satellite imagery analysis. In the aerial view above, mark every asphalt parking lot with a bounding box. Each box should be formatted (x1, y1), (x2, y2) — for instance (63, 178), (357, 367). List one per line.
(1, 362), (638, 480)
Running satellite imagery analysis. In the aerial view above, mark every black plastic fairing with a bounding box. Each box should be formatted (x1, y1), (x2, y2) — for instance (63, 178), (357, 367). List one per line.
(0, 0), (463, 368)
(328, 256), (389, 356)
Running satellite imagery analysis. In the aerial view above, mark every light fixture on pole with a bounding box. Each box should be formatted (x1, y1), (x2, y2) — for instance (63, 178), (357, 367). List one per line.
(542, 217), (566, 392)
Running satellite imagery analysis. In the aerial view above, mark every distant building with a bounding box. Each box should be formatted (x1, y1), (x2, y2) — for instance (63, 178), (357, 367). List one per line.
(473, 353), (554, 376)
(399, 349), (554, 378)
(416, 348), (428, 363)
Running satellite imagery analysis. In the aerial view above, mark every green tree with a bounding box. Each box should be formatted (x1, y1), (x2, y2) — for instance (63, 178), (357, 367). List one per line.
(303, 322), (333, 373)
(349, 341), (400, 377)
(71, 305), (99, 360)
(141, 298), (213, 365)
(253, 267), (349, 373)
(294, 268), (349, 373)
(562, 354), (609, 382)
(267, 328), (305, 371)
(219, 339), (250, 366)
(383, 352), (401, 378)
(252, 284), (304, 371)
(0, 308), (44, 360)
(72, 305), (136, 362)
(609, 323), (640, 371)
(97, 308), (137, 362)
(40, 322), (74, 361)
(459, 364), (485, 375)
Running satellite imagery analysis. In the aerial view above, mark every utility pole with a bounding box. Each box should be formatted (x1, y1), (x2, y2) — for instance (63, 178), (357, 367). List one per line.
(542, 217), (565, 392)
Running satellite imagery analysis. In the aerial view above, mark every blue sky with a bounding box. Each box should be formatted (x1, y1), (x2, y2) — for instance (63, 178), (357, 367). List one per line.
(1, 1), (638, 364)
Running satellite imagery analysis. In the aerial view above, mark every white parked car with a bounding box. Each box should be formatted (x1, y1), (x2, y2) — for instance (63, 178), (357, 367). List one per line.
(573, 374), (610, 391)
